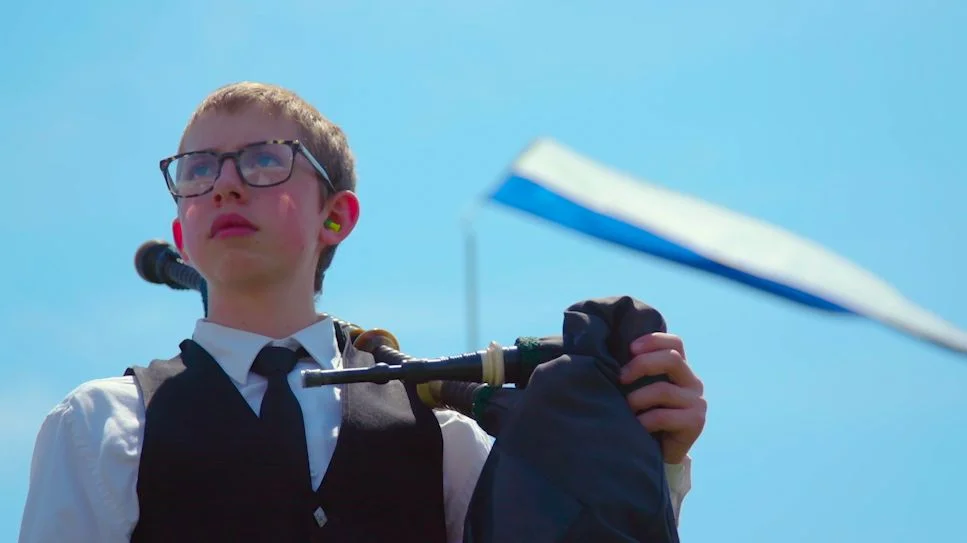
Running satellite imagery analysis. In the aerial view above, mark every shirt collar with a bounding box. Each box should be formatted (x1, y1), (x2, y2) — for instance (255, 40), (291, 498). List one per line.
(191, 316), (342, 385)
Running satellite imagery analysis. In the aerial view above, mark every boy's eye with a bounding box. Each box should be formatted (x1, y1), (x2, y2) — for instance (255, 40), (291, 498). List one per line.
(189, 163), (214, 178)
(175, 155), (217, 181)
(247, 151), (285, 169)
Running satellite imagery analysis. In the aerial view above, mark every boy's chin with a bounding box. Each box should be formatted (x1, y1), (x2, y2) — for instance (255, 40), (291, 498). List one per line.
(200, 253), (282, 289)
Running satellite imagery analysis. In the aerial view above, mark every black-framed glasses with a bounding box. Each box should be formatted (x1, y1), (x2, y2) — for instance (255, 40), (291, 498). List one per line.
(160, 139), (336, 198)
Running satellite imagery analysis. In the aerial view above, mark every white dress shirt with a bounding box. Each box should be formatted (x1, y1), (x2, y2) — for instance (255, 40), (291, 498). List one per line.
(19, 316), (692, 542)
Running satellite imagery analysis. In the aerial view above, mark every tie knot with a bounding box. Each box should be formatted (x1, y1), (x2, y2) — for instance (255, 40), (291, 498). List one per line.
(251, 345), (306, 378)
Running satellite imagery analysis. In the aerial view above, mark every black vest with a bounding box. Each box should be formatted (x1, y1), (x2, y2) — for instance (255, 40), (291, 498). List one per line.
(124, 324), (448, 543)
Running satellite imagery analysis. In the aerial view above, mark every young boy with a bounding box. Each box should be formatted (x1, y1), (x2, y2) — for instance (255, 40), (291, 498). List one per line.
(19, 82), (706, 542)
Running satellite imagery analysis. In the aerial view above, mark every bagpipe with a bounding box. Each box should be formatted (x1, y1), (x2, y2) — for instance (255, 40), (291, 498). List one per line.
(135, 240), (682, 543)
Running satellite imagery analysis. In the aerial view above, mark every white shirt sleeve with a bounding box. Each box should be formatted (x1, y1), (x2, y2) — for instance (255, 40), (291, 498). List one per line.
(435, 409), (693, 542)
(18, 378), (144, 543)
(665, 455), (693, 525)
(436, 409), (493, 543)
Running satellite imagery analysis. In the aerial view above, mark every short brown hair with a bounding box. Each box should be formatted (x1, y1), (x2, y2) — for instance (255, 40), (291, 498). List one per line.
(182, 81), (356, 294)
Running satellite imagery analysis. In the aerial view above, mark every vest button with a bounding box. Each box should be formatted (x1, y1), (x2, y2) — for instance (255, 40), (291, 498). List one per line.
(313, 506), (328, 528)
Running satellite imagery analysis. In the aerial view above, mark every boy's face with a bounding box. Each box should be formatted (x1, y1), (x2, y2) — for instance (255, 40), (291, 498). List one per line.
(172, 106), (357, 292)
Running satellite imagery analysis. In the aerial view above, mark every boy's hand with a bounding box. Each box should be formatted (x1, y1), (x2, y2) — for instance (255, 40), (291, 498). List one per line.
(619, 333), (706, 465)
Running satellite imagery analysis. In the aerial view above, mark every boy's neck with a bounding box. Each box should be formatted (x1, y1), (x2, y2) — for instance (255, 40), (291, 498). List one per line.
(204, 282), (321, 339)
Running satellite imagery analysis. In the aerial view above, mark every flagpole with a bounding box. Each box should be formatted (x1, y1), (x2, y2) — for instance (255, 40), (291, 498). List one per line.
(462, 203), (482, 352)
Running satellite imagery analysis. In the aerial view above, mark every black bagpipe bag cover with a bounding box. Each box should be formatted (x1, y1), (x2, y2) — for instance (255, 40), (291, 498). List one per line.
(463, 296), (682, 543)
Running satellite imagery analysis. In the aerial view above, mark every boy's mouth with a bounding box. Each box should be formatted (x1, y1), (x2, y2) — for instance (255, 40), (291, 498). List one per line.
(210, 213), (259, 239)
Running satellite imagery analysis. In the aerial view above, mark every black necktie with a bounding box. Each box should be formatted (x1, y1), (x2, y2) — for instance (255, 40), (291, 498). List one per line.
(251, 345), (311, 488)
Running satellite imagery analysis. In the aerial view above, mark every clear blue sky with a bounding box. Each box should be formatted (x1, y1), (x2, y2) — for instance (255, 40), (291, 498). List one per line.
(2, 1), (965, 541)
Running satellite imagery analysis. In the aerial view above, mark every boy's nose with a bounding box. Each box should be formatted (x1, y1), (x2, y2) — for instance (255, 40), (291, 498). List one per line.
(211, 160), (248, 204)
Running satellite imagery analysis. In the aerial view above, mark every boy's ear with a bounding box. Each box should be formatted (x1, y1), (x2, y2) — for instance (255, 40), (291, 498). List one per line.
(320, 191), (360, 246)
(172, 218), (188, 261)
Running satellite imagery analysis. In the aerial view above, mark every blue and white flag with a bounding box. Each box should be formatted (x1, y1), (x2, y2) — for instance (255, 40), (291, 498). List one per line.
(489, 138), (967, 356)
